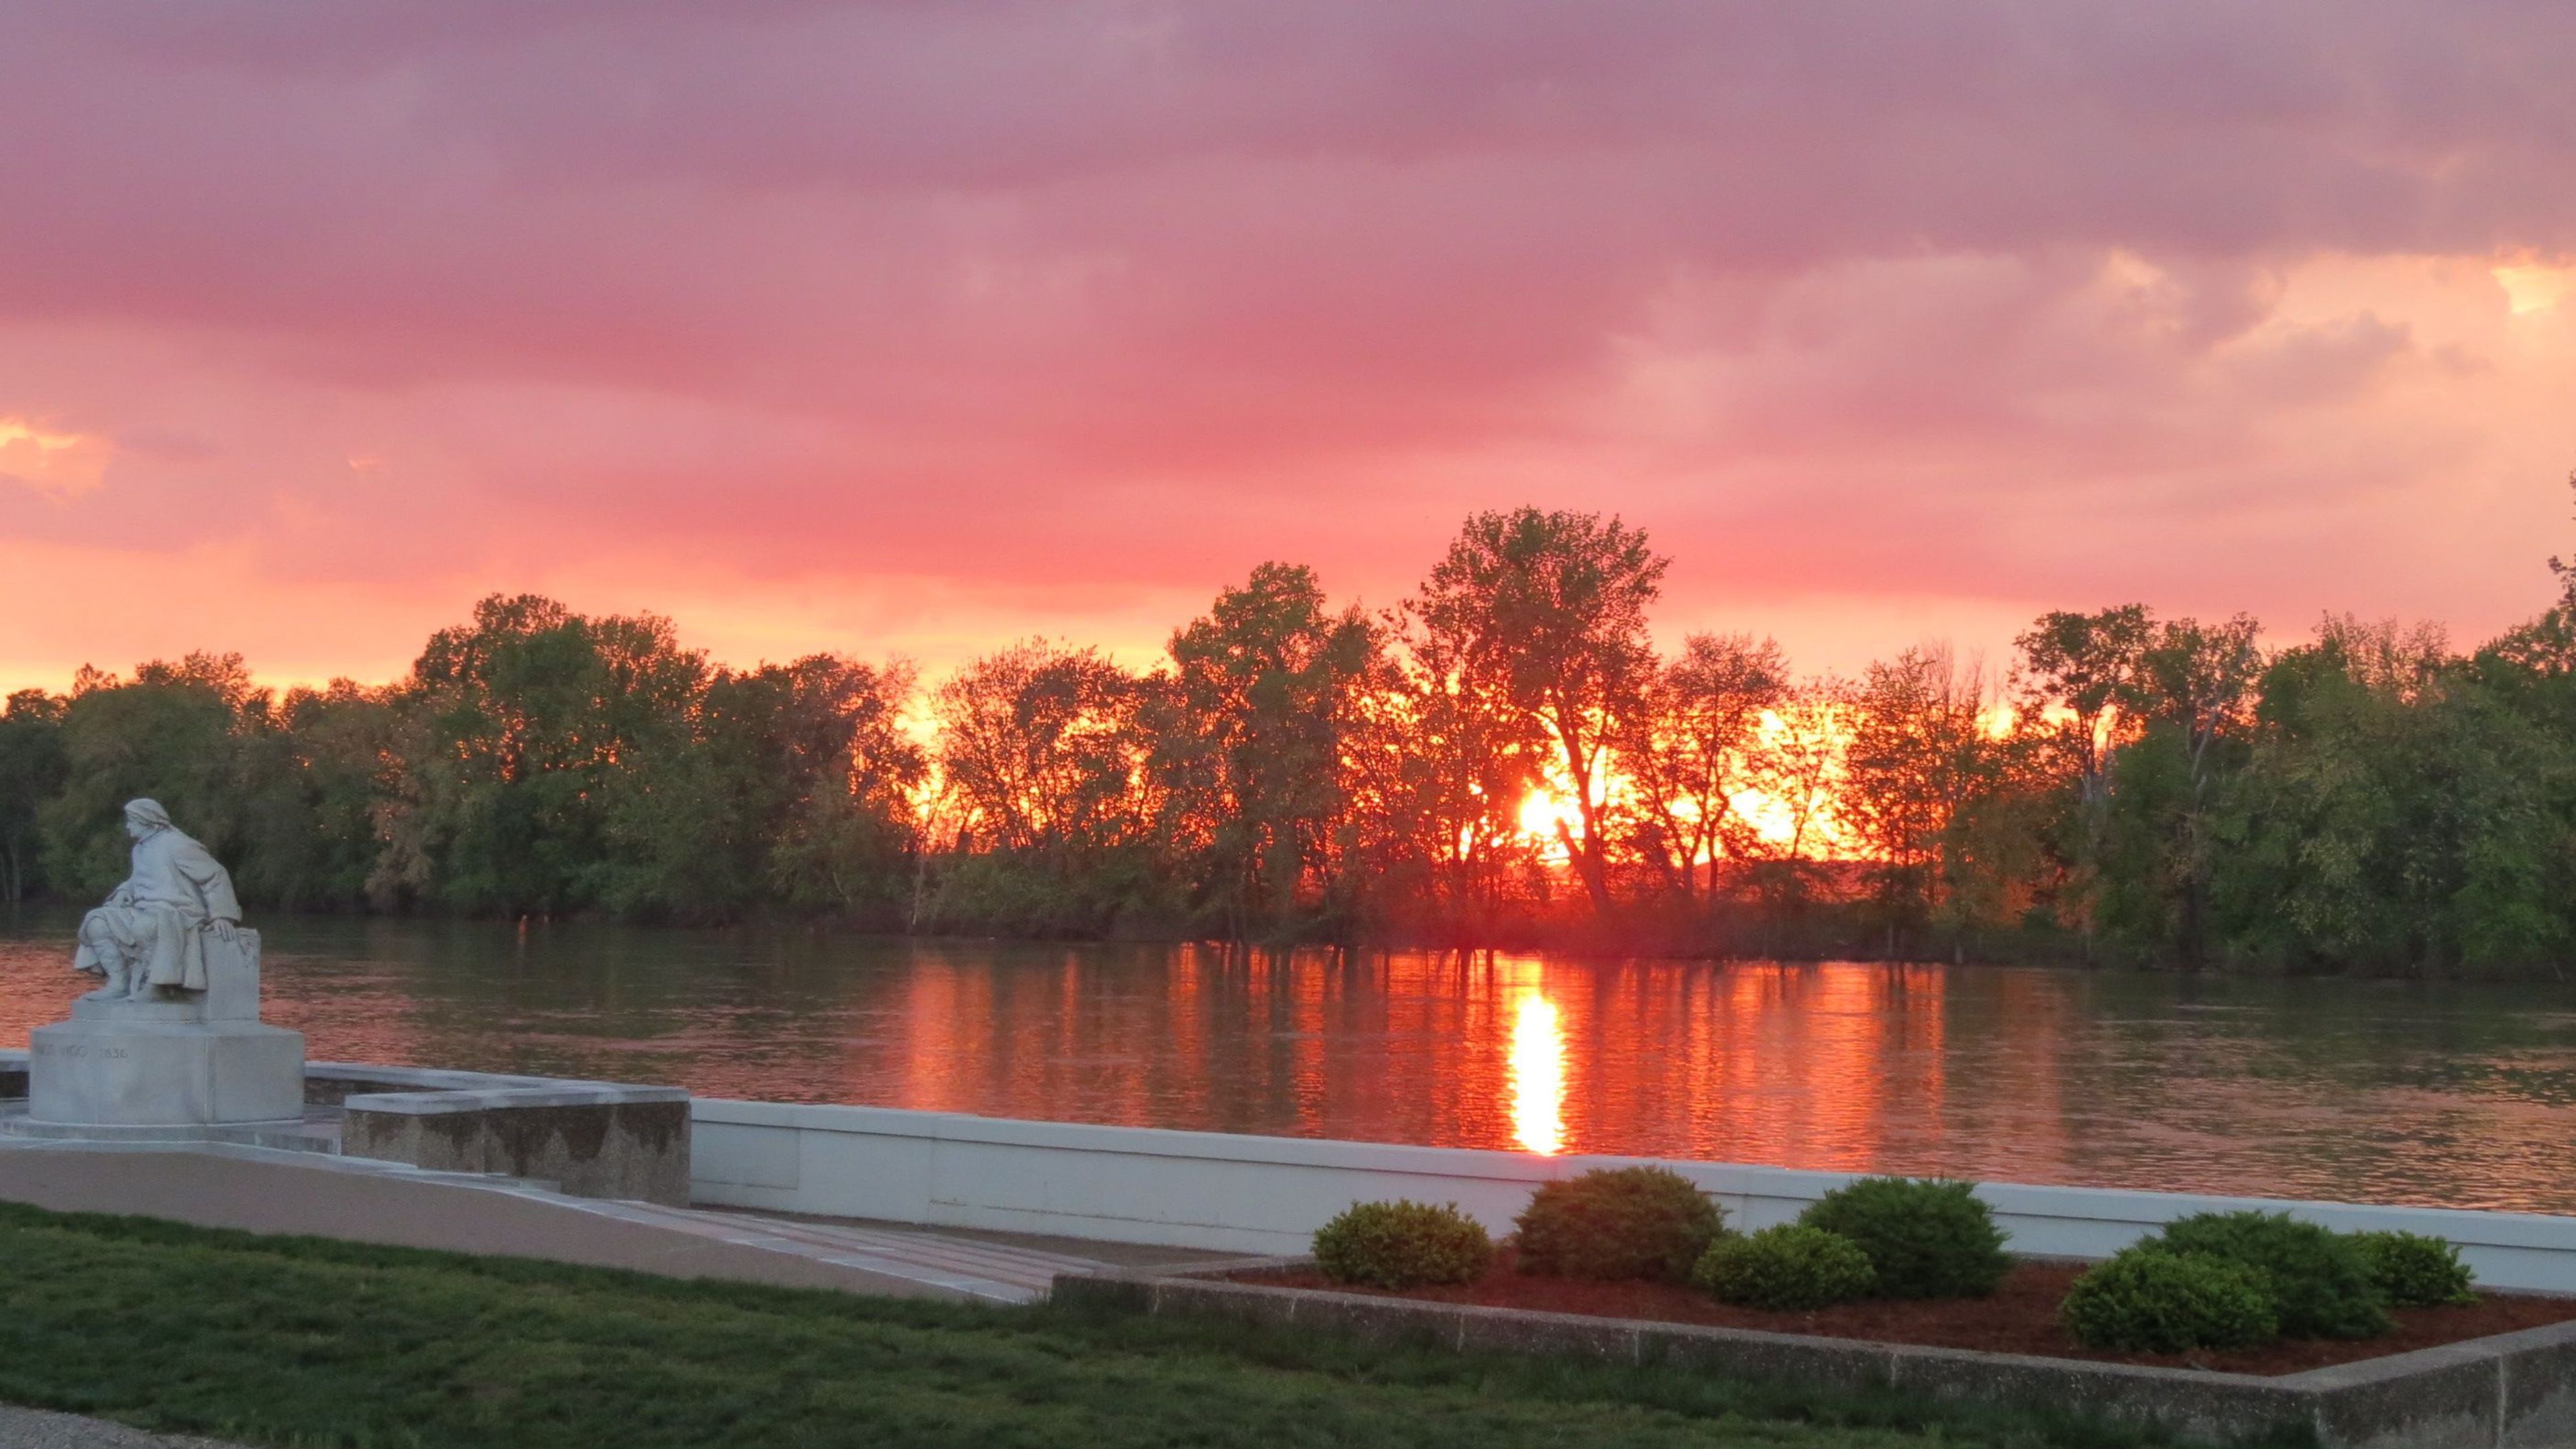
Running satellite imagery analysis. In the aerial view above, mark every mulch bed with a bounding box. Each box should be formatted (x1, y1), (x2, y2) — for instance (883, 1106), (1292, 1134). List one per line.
(1243, 1249), (2576, 1375)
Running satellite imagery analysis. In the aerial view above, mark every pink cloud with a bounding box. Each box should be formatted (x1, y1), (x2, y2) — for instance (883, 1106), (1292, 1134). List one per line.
(0, 2), (2571, 693)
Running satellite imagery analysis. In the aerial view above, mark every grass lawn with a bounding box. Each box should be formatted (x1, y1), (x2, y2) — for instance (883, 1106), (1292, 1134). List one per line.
(0, 1203), (2255, 1449)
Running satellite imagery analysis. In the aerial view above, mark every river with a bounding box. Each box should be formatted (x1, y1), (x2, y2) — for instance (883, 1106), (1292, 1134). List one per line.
(5, 909), (2573, 1214)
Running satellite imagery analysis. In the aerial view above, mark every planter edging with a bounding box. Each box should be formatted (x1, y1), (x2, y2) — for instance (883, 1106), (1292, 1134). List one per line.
(1050, 1257), (2576, 1449)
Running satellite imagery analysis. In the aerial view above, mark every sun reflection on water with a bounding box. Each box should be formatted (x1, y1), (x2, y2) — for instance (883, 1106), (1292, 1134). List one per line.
(1509, 987), (1566, 1155)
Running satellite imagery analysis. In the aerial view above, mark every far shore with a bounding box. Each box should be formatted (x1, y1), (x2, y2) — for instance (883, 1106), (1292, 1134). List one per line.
(5, 900), (2542, 981)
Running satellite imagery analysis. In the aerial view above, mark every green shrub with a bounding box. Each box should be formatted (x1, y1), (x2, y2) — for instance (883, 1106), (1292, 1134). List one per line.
(1795, 1177), (2010, 1299)
(1514, 1167), (1727, 1283)
(1312, 1200), (1493, 1289)
(1693, 1225), (1877, 1310)
(2150, 1212), (2392, 1339)
(2060, 1246), (2281, 1352)
(2350, 1230), (2477, 1308)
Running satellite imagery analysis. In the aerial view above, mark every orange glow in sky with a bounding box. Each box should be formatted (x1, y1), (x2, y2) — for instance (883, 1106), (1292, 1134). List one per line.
(2494, 258), (2575, 316)
(1509, 704), (1860, 863)
(0, 417), (111, 500)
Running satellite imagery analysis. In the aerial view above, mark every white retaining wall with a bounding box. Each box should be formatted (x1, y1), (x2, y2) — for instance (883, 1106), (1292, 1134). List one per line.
(689, 1099), (2576, 1293)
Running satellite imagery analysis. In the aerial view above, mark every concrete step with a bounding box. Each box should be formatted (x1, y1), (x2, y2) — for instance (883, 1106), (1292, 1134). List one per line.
(576, 1199), (1114, 1301)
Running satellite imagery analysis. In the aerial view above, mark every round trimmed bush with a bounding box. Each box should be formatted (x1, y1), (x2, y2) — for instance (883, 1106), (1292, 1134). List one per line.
(2151, 1212), (2392, 1339)
(2350, 1230), (2477, 1308)
(1693, 1225), (1877, 1310)
(2060, 1246), (2281, 1352)
(1795, 1177), (2010, 1299)
(1514, 1167), (1727, 1283)
(1313, 1200), (1493, 1289)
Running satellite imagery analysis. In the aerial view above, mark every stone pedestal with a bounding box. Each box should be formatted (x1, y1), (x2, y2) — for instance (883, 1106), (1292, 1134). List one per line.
(27, 928), (305, 1129)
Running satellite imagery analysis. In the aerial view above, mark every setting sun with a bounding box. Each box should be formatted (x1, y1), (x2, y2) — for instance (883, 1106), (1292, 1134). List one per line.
(1515, 789), (1582, 855)
(1503, 700), (1860, 866)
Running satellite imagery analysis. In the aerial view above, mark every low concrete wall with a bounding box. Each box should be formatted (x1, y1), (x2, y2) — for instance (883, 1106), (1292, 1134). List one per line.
(689, 1100), (2576, 1292)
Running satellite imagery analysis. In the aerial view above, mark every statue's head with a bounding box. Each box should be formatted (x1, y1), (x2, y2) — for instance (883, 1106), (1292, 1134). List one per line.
(121, 798), (173, 841)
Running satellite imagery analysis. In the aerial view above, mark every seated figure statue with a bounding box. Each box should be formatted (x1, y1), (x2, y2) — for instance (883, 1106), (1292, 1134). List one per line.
(73, 798), (243, 1002)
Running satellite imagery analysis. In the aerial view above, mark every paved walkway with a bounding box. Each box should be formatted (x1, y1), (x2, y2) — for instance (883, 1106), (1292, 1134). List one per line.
(0, 1406), (240, 1448)
(0, 1138), (1229, 1304)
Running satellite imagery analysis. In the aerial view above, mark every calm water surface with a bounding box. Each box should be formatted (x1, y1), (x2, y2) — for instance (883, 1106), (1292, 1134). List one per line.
(6, 910), (2574, 1214)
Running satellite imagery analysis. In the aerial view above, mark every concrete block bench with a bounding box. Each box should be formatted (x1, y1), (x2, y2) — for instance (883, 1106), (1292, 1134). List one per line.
(305, 1063), (691, 1205)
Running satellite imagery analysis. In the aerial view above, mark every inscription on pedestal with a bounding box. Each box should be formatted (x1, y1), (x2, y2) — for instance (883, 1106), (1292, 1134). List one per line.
(32, 1042), (131, 1061)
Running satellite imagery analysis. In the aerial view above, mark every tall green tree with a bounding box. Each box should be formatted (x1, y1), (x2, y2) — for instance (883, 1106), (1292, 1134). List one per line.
(2211, 617), (2571, 973)
(1409, 507), (1666, 912)
(934, 641), (1142, 857)
(227, 680), (384, 912)
(2015, 604), (2153, 947)
(745, 657), (924, 920)
(269, 682), (407, 910)
(1148, 564), (1381, 938)
(0, 689), (67, 902)
(926, 639), (1155, 935)
(2101, 614), (2264, 963)
(1615, 632), (1788, 901)
(1353, 605), (1544, 930)
(1737, 676), (1849, 926)
(1842, 645), (2013, 951)
(594, 654), (921, 922)
(398, 595), (706, 916)
(38, 655), (264, 900)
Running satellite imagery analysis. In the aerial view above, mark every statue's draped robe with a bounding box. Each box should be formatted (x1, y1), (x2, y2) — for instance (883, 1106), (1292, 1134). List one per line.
(72, 828), (241, 991)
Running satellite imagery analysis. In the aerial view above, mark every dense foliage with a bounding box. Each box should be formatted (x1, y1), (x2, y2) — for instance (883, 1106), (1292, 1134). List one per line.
(2058, 1246), (2280, 1353)
(2349, 1230), (2479, 1308)
(1693, 1225), (1878, 1310)
(13, 490), (2576, 972)
(1513, 1167), (1728, 1283)
(1796, 1179), (2010, 1300)
(1311, 1200), (1493, 1289)
(2147, 1212), (2392, 1340)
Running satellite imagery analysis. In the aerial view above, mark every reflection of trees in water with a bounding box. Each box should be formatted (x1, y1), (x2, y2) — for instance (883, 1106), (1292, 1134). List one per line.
(20, 908), (2576, 1212)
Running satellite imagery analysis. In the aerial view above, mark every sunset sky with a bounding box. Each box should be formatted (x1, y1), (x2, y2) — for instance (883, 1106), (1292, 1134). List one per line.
(3, 2), (2571, 696)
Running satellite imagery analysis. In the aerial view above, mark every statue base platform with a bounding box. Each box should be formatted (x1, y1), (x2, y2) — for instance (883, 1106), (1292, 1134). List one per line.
(28, 1008), (305, 1128)
(0, 1108), (325, 1148)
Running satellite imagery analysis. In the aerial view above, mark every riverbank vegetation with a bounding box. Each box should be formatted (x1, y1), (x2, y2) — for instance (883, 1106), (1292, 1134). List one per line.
(0, 1201), (2212, 1449)
(6, 496), (2576, 976)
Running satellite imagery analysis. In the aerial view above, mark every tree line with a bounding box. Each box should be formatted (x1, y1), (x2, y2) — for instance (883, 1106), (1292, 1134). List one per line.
(5, 503), (2575, 976)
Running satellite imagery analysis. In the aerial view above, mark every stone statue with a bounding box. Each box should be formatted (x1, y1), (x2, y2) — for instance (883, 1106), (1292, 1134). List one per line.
(19, 798), (301, 1133)
(73, 798), (244, 1002)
